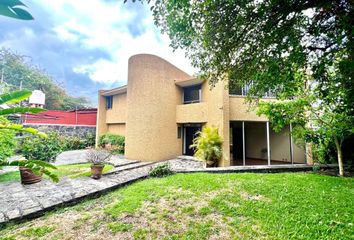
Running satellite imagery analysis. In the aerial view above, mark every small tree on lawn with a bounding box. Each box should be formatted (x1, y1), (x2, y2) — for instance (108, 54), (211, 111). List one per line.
(258, 72), (354, 177)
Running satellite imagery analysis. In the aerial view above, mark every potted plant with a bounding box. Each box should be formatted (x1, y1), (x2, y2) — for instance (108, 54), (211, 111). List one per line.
(86, 148), (112, 179)
(190, 127), (223, 167)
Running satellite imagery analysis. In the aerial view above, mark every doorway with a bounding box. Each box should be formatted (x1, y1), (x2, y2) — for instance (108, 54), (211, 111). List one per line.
(183, 124), (202, 156)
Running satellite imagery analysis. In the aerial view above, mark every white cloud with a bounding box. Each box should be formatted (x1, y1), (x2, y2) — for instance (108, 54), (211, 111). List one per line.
(35, 0), (195, 84)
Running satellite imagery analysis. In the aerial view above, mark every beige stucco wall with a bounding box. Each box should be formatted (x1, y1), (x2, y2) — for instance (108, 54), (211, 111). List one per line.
(229, 96), (268, 121)
(203, 81), (230, 166)
(176, 102), (208, 123)
(107, 123), (126, 136)
(106, 93), (127, 124)
(125, 54), (191, 161)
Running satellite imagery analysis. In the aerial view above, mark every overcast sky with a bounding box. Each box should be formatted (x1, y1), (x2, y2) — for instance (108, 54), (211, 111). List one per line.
(0, 0), (195, 105)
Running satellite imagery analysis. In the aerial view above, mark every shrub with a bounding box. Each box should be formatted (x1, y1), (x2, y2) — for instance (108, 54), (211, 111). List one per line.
(21, 131), (64, 162)
(86, 148), (112, 165)
(149, 163), (174, 178)
(0, 117), (16, 161)
(64, 133), (95, 151)
(99, 133), (125, 153)
(191, 127), (223, 167)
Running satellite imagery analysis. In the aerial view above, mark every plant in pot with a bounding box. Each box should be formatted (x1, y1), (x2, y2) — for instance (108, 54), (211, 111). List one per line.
(190, 127), (223, 167)
(86, 148), (112, 179)
(0, 90), (59, 184)
(21, 131), (63, 184)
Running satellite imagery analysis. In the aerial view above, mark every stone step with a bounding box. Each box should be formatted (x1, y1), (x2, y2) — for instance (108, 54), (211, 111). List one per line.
(104, 161), (154, 175)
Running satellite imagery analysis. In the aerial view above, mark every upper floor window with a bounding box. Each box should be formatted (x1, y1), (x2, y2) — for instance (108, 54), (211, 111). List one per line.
(106, 96), (113, 109)
(229, 83), (275, 98)
(183, 84), (201, 104)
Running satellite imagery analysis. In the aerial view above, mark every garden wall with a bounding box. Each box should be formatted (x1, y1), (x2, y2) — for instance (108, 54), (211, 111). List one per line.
(23, 124), (96, 137)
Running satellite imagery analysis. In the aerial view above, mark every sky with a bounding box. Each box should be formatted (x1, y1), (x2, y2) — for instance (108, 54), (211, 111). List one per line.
(0, 0), (195, 105)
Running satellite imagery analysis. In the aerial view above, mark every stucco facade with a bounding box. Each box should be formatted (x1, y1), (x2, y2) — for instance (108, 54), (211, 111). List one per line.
(97, 54), (308, 166)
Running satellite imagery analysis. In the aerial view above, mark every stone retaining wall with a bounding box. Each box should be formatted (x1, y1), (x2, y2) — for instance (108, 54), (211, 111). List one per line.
(23, 124), (96, 137)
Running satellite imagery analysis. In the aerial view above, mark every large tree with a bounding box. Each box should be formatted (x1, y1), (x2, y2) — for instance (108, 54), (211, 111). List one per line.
(0, 49), (90, 110)
(140, 0), (354, 175)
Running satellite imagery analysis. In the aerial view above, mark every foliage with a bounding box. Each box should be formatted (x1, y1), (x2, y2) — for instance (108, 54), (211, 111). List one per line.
(0, 0), (33, 20)
(0, 163), (114, 183)
(191, 127), (223, 167)
(258, 73), (354, 176)
(21, 131), (64, 162)
(0, 117), (16, 162)
(63, 133), (95, 151)
(142, 0), (354, 101)
(0, 49), (90, 110)
(149, 163), (173, 178)
(0, 90), (58, 182)
(98, 133), (125, 154)
(86, 148), (112, 165)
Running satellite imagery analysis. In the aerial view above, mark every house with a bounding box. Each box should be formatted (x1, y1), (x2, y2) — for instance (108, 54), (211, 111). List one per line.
(96, 54), (311, 166)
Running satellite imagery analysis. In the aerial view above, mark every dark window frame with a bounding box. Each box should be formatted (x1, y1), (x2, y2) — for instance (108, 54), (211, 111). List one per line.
(106, 96), (113, 109)
(183, 84), (202, 104)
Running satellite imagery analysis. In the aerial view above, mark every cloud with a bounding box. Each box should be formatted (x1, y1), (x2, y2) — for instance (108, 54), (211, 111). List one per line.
(37, 0), (195, 84)
(0, 0), (194, 105)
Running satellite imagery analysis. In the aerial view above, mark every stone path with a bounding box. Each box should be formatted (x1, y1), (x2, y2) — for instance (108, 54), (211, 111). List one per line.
(0, 159), (202, 224)
(55, 149), (126, 166)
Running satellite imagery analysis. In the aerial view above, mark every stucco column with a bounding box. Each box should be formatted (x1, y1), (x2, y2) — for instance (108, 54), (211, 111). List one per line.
(95, 92), (108, 147)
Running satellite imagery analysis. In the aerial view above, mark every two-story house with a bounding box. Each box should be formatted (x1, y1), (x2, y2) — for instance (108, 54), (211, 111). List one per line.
(96, 54), (310, 166)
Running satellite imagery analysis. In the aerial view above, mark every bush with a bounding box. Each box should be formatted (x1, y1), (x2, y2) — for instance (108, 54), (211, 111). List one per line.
(99, 133), (125, 154)
(21, 131), (64, 162)
(0, 117), (16, 161)
(191, 127), (223, 167)
(149, 163), (174, 178)
(64, 133), (95, 151)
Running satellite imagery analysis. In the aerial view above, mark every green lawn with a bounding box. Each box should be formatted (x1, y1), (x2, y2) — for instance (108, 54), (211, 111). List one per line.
(0, 172), (353, 240)
(0, 164), (114, 183)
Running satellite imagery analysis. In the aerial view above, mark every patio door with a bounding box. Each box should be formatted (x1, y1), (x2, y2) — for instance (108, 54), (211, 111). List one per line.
(183, 124), (202, 156)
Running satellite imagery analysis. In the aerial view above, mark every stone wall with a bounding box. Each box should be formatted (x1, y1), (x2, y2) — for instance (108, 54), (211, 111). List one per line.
(24, 124), (96, 137)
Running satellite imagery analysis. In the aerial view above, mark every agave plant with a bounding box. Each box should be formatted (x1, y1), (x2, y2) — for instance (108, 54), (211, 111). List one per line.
(0, 90), (59, 182)
(190, 127), (223, 167)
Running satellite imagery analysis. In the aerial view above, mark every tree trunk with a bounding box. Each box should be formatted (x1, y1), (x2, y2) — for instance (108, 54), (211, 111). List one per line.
(334, 137), (344, 177)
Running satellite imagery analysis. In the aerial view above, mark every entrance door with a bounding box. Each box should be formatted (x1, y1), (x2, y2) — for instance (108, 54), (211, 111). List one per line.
(183, 125), (201, 156)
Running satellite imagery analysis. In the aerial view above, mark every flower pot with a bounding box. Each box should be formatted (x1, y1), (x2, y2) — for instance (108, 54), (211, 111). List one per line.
(19, 167), (43, 185)
(91, 164), (104, 179)
(205, 160), (215, 168)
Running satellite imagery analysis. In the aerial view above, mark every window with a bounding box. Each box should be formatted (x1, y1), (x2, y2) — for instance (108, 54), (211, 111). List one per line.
(183, 84), (201, 104)
(177, 126), (182, 139)
(229, 83), (275, 98)
(106, 96), (113, 109)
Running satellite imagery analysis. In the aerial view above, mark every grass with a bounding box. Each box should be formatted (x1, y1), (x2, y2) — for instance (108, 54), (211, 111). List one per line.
(0, 163), (114, 183)
(0, 172), (353, 239)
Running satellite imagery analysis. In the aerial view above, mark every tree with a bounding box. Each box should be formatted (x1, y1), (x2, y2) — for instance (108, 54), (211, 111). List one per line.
(143, 1), (353, 101)
(0, 0), (33, 20)
(139, 0), (354, 176)
(258, 76), (354, 176)
(0, 49), (91, 110)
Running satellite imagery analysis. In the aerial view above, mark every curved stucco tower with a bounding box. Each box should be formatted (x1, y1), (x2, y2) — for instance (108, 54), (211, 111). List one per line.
(125, 54), (192, 161)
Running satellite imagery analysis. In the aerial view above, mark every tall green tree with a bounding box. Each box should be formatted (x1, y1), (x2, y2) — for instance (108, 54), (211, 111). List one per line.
(0, 49), (91, 110)
(143, 0), (353, 100)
